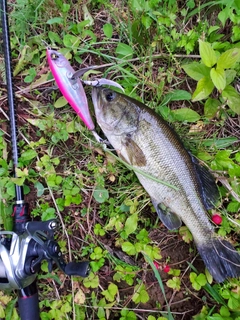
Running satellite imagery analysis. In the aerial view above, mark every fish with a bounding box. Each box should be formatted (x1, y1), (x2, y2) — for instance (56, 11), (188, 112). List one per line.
(46, 49), (95, 130)
(91, 87), (240, 283)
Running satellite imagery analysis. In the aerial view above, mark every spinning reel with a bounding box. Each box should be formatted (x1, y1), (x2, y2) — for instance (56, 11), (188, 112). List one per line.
(0, 204), (89, 291)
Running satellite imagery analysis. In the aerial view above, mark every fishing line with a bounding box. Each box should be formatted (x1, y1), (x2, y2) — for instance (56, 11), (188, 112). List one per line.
(102, 146), (179, 191)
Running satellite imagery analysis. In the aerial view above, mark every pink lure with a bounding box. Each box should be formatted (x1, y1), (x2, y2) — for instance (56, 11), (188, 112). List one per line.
(47, 49), (95, 130)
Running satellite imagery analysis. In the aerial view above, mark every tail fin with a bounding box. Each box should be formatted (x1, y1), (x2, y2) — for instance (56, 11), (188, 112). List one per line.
(197, 238), (240, 283)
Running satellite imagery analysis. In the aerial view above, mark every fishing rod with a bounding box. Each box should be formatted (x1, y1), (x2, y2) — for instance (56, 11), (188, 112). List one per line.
(0, 1), (89, 319)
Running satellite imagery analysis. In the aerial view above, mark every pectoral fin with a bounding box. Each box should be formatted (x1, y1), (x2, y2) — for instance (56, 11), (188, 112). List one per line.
(151, 198), (182, 230)
(123, 136), (146, 167)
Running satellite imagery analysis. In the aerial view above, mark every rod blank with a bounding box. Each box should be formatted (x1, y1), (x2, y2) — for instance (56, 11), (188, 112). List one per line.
(1, 0), (24, 202)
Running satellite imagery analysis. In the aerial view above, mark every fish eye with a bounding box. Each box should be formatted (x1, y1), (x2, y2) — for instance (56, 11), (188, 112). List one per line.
(51, 53), (59, 60)
(105, 91), (116, 102)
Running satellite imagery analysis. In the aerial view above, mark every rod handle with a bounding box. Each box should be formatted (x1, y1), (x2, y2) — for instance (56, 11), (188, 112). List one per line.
(18, 282), (40, 320)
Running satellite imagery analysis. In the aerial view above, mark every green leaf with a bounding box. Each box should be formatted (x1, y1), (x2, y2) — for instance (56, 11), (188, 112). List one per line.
(169, 90), (192, 101)
(208, 26), (220, 36)
(116, 43), (134, 59)
(190, 272), (197, 282)
(11, 177), (25, 186)
(220, 306), (230, 317)
(210, 67), (226, 92)
(228, 296), (240, 310)
(136, 228), (150, 243)
(0, 168), (6, 176)
(83, 272), (99, 288)
(171, 108), (200, 122)
(48, 31), (62, 44)
(204, 98), (221, 119)
(61, 3), (70, 13)
(182, 62), (211, 81)
(21, 149), (37, 161)
(125, 212), (138, 236)
(202, 137), (238, 149)
(225, 69), (237, 85)
(93, 186), (109, 203)
(132, 283), (149, 303)
(54, 96), (68, 108)
(179, 226), (193, 243)
(103, 23), (113, 38)
(34, 182), (45, 197)
(190, 272), (207, 291)
(91, 258), (105, 273)
(227, 201), (240, 213)
(166, 277), (181, 291)
(121, 309), (137, 320)
(63, 34), (80, 48)
(5, 298), (18, 320)
(24, 68), (37, 83)
(141, 15), (152, 29)
(101, 283), (118, 302)
(0, 202), (13, 231)
(217, 48), (240, 69)
(222, 85), (240, 114)
(164, 90), (192, 103)
(6, 180), (15, 197)
(197, 273), (207, 286)
(218, 8), (229, 27)
(122, 242), (136, 255)
(42, 207), (56, 221)
(192, 76), (214, 101)
(129, 0), (144, 11)
(142, 244), (162, 259)
(47, 17), (64, 25)
(199, 40), (217, 67)
(97, 307), (105, 319)
(236, 152), (240, 162)
(0, 304), (5, 318)
(221, 289), (231, 299)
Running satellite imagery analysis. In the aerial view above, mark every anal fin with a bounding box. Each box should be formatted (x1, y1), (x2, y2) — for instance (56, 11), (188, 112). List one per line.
(151, 198), (182, 230)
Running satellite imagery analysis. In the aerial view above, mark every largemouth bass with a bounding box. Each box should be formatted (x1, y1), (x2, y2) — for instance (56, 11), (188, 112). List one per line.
(92, 87), (240, 283)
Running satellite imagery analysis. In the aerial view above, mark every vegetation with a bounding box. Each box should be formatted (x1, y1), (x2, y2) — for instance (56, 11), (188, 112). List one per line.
(0, 0), (240, 319)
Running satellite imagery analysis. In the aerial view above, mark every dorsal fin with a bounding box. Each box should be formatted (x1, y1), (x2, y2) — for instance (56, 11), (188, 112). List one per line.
(190, 154), (219, 209)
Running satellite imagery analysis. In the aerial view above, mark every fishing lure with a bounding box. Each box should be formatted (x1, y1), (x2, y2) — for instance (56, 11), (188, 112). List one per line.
(47, 48), (95, 130)
(47, 48), (124, 134)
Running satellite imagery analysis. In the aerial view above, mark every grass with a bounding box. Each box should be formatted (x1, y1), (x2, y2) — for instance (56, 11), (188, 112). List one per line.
(0, 0), (240, 319)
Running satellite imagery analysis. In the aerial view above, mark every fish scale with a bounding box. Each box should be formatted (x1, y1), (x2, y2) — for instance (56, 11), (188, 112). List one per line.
(131, 120), (213, 236)
(92, 87), (240, 283)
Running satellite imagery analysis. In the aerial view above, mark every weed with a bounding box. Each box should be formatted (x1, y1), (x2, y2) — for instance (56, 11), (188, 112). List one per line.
(182, 40), (240, 115)
(0, 0), (240, 319)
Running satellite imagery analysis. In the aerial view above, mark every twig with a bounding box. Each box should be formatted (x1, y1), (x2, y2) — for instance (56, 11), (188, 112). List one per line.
(52, 278), (61, 300)
(214, 174), (240, 203)
(82, 304), (194, 315)
(47, 186), (72, 261)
